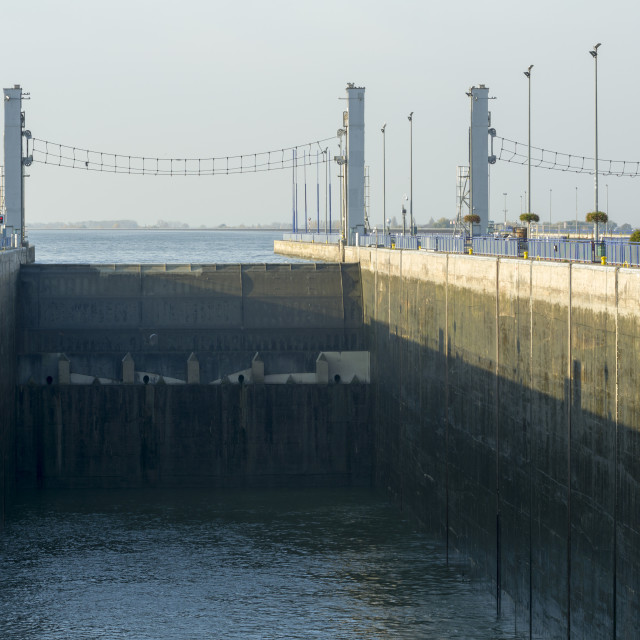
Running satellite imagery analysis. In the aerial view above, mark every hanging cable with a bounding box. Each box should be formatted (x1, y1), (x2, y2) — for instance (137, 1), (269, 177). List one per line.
(30, 135), (337, 176)
(496, 136), (640, 177)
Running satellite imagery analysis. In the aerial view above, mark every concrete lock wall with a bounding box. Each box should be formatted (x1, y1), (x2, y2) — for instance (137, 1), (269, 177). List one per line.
(16, 384), (373, 490)
(12, 261), (372, 491)
(274, 241), (640, 639)
(0, 247), (34, 527)
(18, 262), (363, 383)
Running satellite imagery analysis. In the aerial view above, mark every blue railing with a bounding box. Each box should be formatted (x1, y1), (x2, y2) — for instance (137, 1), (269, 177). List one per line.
(603, 241), (640, 266)
(280, 232), (640, 267)
(527, 239), (600, 263)
(472, 236), (523, 257)
(392, 235), (421, 250)
(357, 233), (393, 248)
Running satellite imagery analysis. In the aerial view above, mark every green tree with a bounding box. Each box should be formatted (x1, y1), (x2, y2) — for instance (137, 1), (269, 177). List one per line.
(519, 212), (539, 236)
(585, 211), (608, 242)
(629, 229), (640, 243)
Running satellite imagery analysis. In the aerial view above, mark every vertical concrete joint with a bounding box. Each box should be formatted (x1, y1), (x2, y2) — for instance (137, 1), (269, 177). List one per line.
(187, 352), (200, 384)
(122, 352), (135, 384)
(251, 351), (264, 384)
(58, 353), (70, 384)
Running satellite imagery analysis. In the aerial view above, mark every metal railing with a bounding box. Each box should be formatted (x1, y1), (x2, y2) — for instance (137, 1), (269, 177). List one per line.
(472, 236), (523, 257)
(282, 233), (340, 244)
(603, 240), (640, 267)
(280, 232), (640, 267)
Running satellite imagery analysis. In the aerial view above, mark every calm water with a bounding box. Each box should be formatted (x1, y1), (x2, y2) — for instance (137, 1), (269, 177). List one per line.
(8, 230), (525, 638)
(28, 229), (308, 264)
(0, 489), (523, 640)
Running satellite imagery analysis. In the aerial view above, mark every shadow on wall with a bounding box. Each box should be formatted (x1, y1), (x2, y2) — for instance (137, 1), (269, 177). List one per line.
(366, 310), (637, 640)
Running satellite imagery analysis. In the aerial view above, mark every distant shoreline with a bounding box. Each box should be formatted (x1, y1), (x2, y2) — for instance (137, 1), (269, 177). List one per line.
(27, 227), (294, 232)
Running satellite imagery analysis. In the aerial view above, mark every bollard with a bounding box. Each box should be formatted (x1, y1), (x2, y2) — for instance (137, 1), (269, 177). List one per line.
(524, 251), (529, 260)
(601, 256), (607, 266)
(468, 248), (473, 255)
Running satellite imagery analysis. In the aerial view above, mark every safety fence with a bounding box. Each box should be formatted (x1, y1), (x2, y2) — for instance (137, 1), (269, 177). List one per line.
(603, 241), (640, 267)
(471, 236), (524, 257)
(282, 233), (341, 244)
(281, 233), (640, 267)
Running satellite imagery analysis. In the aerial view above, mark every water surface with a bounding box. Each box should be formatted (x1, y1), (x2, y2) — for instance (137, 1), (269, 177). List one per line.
(1, 488), (523, 639)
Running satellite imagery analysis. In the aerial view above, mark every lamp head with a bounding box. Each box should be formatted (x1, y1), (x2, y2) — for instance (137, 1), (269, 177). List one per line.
(381, 122), (386, 133)
(408, 112), (413, 121)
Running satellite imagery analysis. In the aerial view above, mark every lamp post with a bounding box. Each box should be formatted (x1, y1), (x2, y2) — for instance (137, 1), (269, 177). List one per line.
(408, 112), (414, 235)
(503, 192), (507, 229)
(549, 188), (552, 233)
(524, 65), (533, 214)
(575, 186), (578, 236)
(606, 183), (609, 236)
(590, 43), (602, 241)
(381, 123), (386, 238)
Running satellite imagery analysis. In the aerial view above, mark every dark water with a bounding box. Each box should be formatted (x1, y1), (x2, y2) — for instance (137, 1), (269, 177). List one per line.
(0, 489), (523, 640)
(27, 229), (308, 264)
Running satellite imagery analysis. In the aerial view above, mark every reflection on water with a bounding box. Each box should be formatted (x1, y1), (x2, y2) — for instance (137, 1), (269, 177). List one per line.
(0, 488), (524, 639)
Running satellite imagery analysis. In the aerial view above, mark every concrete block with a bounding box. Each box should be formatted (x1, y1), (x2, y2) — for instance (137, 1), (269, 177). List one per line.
(251, 352), (264, 383)
(187, 352), (200, 384)
(316, 353), (329, 384)
(58, 354), (70, 384)
(122, 352), (135, 384)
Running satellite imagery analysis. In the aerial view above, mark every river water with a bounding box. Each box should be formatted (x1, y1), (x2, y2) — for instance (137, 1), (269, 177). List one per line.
(2, 229), (525, 638)
(1, 489), (525, 640)
(27, 229), (307, 264)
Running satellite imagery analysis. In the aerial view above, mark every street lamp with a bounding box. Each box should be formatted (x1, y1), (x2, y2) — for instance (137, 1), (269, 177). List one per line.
(549, 188), (552, 232)
(524, 65), (534, 214)
(503, 192), (507, 228)
(590, 43), (602, 239)
(408, 112), (414, 235)
(381, 123), (386, 237)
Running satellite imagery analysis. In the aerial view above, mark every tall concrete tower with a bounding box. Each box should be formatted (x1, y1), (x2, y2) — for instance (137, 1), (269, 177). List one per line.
(469, 85), (490, 235)
(3, 85), (27, 244)
(346, 83), (365, 243)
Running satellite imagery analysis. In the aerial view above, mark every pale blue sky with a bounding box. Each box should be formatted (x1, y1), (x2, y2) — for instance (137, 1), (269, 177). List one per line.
(3, 0), (639, 227)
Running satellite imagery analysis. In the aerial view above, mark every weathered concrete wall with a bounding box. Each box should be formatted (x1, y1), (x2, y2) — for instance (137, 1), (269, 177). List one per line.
(275, 241), (640, 639)
(18, 262), (363, 383)
(0, 247), (34, 527)
(16, 384), (372, 489)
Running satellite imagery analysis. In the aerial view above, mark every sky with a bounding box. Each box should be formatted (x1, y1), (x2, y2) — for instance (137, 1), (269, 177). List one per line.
(3, 0), (640, 228)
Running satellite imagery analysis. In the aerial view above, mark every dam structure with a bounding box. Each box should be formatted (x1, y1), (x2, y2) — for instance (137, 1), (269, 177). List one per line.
(2, 82), (640, 638)
(1, 239), (639, 638)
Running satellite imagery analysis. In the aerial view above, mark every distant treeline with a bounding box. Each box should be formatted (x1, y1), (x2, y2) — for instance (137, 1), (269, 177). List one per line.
(28, 220), (297, 230)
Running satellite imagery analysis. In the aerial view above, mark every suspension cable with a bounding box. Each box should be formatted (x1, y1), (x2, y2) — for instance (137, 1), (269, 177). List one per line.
(496, 137), (640, 177)
(31, 136), (337, 176)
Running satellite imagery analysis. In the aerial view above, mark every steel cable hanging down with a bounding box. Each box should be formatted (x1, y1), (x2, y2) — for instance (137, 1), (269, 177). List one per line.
(31, 136), (337, 176)
(496, 137), (640, 177)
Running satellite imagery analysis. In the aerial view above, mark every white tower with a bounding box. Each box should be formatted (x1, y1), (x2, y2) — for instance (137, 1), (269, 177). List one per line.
(469, 85), (490, 235)
(346, 83), (365, 243)
(3, 85), (27, 244)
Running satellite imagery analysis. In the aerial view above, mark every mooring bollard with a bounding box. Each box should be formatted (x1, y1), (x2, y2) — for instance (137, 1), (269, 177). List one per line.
(523, 251), (529, 260)
(601, 256), (607, 266)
